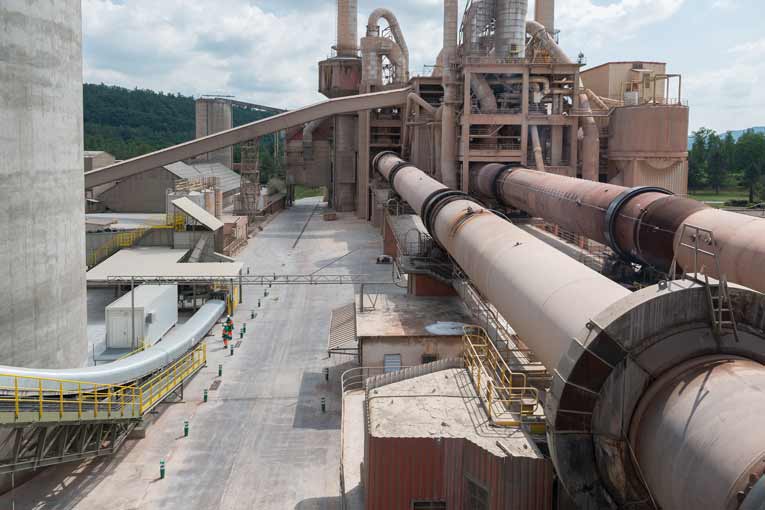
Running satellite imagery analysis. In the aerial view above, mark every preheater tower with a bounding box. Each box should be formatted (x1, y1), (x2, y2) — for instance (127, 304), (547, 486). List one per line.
(0, 1), (87, 368)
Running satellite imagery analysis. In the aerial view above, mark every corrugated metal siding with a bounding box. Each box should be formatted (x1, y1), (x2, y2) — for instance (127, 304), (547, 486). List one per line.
(366, 435), (553, 509)
(191, 162), (241, 194)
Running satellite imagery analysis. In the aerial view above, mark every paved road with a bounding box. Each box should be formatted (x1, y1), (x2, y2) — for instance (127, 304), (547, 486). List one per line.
(1, 198), (400, 509)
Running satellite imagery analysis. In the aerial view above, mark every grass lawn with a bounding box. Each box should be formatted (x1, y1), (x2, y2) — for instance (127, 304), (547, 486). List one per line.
(293, 185), (325, 200)
(687, 188), (750, 207)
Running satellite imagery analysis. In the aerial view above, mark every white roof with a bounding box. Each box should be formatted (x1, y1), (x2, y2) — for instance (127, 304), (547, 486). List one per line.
(107, 284), (177, 309)
(87, 247), (243, 283)
(171, 197), (224, 231)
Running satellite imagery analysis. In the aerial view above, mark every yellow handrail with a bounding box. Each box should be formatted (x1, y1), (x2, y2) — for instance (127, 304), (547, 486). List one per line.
(462, 326), (540, 427)
(0, 342), (207, 424)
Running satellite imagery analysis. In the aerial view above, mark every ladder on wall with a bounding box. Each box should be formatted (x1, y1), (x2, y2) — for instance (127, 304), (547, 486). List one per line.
(669, 224), (740, 342)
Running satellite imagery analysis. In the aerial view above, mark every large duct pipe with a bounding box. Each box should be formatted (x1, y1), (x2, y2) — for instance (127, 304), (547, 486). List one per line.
(579, 92), (600, 181)
(495, 0), (528, 59)
(476, 164), (765, 295)
(302, 119), (324, 160)
(534, 0), (555, 33)
(378, 153), (765, 510)
(470, 75), (498, 112)
(367, 8), (409, 81)
(440, 0), (459, 189)
(336, 0), (358, 57)
(526, 20), (600, 180)
(374, 152), (629, 370)
(530, 125), (546, 171)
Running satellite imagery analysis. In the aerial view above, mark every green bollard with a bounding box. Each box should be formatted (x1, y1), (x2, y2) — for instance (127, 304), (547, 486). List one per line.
(218, 364), (222, 377)
(250, 309), (255, 319)
(239, 329), (244, 339)
(243, 323), (247, 333)
(160, 460), (166, 479)
(321, 397), (326, 413)
(258, 299), (261, 308)
(230, 344), (234, 356)
(184, 420), (189, 437)
(203, 389), (208, 402)
(323, 367), (329, 381)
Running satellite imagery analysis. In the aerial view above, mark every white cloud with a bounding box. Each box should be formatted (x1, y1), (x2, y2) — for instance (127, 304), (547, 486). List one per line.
(83, 0), (337, 108)
(684, 36), (765, 130)
(555, 0), (685, 47)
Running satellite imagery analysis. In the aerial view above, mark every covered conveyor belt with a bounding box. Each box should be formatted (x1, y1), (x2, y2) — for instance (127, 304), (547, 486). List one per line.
(84, 88), (411, 188)
(0, 300), (224, 428)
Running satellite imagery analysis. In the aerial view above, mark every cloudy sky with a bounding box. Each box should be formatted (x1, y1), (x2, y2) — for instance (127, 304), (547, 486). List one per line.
(83, 0), (764, 133)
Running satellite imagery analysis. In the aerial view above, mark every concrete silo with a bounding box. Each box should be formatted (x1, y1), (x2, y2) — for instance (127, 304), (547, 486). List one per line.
(0, 0), (87, 368)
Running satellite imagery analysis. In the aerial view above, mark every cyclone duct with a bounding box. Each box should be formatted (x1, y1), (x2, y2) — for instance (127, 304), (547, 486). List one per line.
(0, 1), (87, 368)
(495, 0), (528, 59)
(475, 164), (765, 295)
(376, 152), (765, 510)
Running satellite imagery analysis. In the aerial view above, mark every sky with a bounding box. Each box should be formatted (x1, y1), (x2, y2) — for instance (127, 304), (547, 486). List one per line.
(82, 0), (765, 133)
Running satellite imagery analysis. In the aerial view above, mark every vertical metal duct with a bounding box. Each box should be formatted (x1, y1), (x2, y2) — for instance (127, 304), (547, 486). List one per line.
(495, 0), (528, 59)
(336, 0), (358, 56)
(534, 0), (555, 33)
(367, 9), (409, 81)
(440, 0), (459, 189)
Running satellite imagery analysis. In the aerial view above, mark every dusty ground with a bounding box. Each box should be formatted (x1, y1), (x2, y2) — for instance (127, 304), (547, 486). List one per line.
(1, 198), (401, 510)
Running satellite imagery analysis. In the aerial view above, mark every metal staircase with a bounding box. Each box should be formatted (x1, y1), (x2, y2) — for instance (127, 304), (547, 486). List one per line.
(462, 326), (541, 429)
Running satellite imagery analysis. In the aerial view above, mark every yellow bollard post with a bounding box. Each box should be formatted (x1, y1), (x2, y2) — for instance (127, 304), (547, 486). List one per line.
(14, 378), (19, 419)
(38, 379), (43, 419)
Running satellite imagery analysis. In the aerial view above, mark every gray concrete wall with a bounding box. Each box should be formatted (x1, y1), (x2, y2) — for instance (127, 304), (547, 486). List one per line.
(0, 1), (87, 368)
(99, 167), (176, 213)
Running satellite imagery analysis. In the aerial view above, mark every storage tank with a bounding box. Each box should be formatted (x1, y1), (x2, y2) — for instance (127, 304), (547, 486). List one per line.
(0, 1), (87, 368)
(195, 98), (234, 168)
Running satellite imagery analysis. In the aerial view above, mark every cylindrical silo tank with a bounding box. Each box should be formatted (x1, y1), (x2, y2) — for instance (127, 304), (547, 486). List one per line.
(204, 189), (215, 215)
(215, 190), (224, 218)
(495, 0), (528, 58)
(0, 1), (87, 368)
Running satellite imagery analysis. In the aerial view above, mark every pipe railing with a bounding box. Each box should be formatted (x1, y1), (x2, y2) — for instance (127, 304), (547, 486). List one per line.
(462, 326), (540, 427)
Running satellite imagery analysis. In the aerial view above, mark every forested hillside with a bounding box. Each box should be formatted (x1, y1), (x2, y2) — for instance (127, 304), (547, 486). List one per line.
(83, 84), (274, 160)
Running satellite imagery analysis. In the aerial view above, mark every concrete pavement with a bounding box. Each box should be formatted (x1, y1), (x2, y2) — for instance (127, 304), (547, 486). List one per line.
(1, 198), (400, 509)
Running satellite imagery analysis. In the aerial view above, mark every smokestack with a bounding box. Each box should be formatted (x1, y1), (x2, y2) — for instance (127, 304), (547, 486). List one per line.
(535, 0), (555, 33)
(336, 0), (358, 57)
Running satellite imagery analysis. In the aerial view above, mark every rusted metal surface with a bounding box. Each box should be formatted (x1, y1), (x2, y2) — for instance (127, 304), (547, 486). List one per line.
(630, 356), (765, 510)
(479, 163), (765, 293)
(676, 207), (765, 294)
(365, 436), (552, 510)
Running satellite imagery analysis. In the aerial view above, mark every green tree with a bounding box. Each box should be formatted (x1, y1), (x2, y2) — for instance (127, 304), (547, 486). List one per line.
(688, 127), (714, 190)
(706, 132), (726, 193)
(735, 130), (765, 203)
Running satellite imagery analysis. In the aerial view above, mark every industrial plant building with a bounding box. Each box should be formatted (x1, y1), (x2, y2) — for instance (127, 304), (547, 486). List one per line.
(2, 1), (765, 510)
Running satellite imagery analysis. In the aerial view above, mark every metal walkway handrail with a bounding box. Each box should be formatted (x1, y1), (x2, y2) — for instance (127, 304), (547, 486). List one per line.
(462, 326), (540, 427)
(0, 343), (207, 426)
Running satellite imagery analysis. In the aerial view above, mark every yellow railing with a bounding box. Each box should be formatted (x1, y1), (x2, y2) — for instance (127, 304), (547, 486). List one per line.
(116, 342), (149, 361)
(0, 343), (207, 424)
(139, 343), (207, 413)
(0, 376), (140, 422)
(463, 326), (540, 427)
(88, 223), (174, 267)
